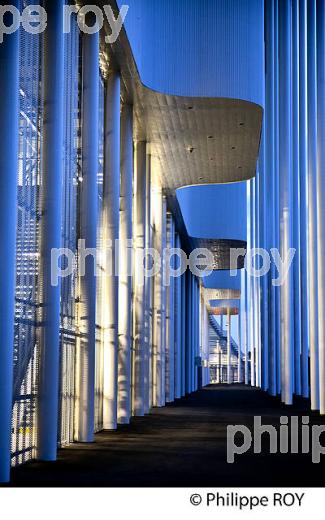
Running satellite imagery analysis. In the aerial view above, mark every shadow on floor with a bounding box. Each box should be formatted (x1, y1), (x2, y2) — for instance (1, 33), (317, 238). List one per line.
(6, 384), (325, 487)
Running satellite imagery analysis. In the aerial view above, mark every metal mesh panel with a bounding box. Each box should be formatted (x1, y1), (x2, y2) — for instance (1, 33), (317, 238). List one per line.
(11, 2), (41, 466)
(58, 18), (80, 446)
(94, 74), (105, 432)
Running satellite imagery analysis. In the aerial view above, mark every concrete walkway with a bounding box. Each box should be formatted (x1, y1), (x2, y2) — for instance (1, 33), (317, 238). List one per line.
(7, 385), (325, 487)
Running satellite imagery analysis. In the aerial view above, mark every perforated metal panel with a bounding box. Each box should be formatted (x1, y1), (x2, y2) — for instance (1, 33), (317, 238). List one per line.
(11, 2), (41, 466)
(58, 17), (80, 447)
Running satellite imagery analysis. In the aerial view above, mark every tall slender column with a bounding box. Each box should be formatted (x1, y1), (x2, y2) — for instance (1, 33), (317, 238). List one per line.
(238, 312), (242, 383)
(166, 217), (175, 402)
(160, 196), (167, 403)
(102, 71), (120, 429)
(152, 184), (163, 406)
(299, 0), (310, 398)
(274, 0), (282, 396)
(292, 0), (302, 396)
(278, 0), (294, 405)
(190, 275), (195, 391)
(0, 2), (20, 483)
(133, 141), (147, 415)
(76, 30), (99, 442)
(118, 104), (133, 421)
(38, 0), (65, 458)
(118, 104), (133, 424)
(240, 270), (248, 385)
(254, 177), (262, 389)
(316, 0), (325, 414)
(248, 180), (255, 386)
(175, 233), (182, 398)
(181, 272), (186, 396)
(204, 306), (210, 385)
(307, 0), (320, 410)
(227, 308), (231, 384)
(143, 151), (152, 413)
(265, 0), (277, 395)
(185, 271), (192, 393)
(244, 270), (249, 385)
(192, 277), (196, 391)
(257, 78), (268, 391)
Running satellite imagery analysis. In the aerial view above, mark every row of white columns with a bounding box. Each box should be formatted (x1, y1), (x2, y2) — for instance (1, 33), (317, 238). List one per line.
(0, 1), (211, 482)
(255, 0), (325, 412)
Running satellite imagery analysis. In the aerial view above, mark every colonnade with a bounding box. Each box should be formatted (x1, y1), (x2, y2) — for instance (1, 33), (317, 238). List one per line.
(0, 1), (211, 483)
(251, 0), (325, 411)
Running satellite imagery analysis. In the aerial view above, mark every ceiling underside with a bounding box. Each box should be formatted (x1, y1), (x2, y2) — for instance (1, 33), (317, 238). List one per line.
(133, 90), (262, 191)
(191, 238), (246, 270)
(204, 288), (241, 302)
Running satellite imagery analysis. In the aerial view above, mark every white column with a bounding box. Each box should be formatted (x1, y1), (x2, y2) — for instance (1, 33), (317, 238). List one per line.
(278, 0), (294, 405)
(181, 272), (186, 396)
(185, 271), (192, 394)
(160, 196), (167, 403)
(240, 269), (247, 384)
(76, 30), (99, 441)
(274, 0), (282, 396)
(265, 0), (277, 395)
(244, 270), (249, 385)
(299, 0), (310, 398)
(143, 151), (152, 413)
(248, 180), (255, 386)
(166, 216), (175, 402)
(317, 0), (325, 414)
(118, 103), (133, 424)
(227, 308), (231, 384)
(152, 185), (163, 406)
(102, 71), (120, 429)
(292, 0), (302, 396)
(38, 0), (65, 458)
(307, 0), (319, 410)
(175, 233), (182, 398)
(238, 312), (241, 383)
(133, 141), (147, 415)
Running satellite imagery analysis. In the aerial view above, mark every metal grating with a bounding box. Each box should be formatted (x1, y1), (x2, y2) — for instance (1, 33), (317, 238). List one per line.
(11, 3), (41, 467)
